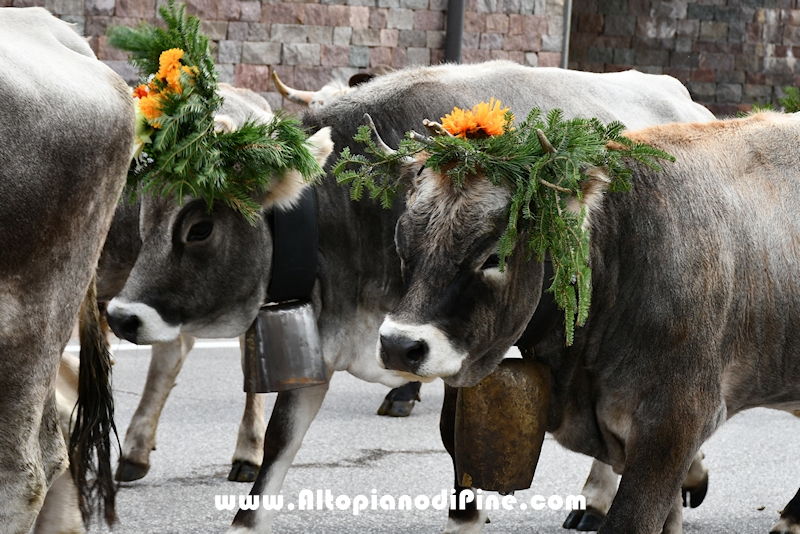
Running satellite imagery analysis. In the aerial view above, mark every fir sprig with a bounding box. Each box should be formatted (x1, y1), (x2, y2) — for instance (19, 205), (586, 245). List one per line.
(108, 1), (323, 223)
(333, 107), (673, 345)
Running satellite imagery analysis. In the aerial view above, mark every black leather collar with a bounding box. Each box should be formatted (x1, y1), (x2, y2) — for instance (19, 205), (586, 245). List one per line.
(265, 188), (318, 303)
(514, 257), (562, 349)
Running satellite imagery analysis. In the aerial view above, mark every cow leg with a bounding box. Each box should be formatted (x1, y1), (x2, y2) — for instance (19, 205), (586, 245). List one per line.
(564, 448), (709, 531)
(440, 383), (489, 534)
(377, 381), (421, 417)
(563, 460), (617, 531)
(770, 488), (800, 534)
(681, 450), (708, 508)
(229, 335), (267, 482)
(598, 406), (715, 534)
(662, 491), (683, 534)
(228, 392), (266, 482)
(228, 382), (328, 533)
(116, 333), (195, 481)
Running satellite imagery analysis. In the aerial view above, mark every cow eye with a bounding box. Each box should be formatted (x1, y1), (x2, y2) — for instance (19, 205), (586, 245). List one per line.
(481, 254), (500, 270)
(186, 220), (213, 242)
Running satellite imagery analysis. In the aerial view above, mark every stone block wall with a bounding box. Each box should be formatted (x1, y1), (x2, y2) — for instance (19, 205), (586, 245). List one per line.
(5, 0), (566, 112)
(569, 0), (800, 116)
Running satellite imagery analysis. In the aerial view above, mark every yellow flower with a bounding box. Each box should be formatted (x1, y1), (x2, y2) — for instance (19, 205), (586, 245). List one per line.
(471, 98), (512, 137)
(441, 99), (512, 139)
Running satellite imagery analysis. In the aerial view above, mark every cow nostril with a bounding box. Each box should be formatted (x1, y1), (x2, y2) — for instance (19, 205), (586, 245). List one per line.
(108, 313), (140, 344)
(405, 340), (427, 364)
(380, 335), (428, 372)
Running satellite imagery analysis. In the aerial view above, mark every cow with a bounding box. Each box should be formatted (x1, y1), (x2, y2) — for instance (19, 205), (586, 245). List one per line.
(107, 75), (413, 485)
(101, 84), (280, 484)
(0, 6), (132, 531)
(376, 110), (800, 533)
(103, 60), (717, 532)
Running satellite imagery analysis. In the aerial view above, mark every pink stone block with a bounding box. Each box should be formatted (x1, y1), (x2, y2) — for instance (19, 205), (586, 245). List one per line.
(370, 46), (393, 66)
(350, 6), (369, 29)
(235, 64), (271, 92)
(265, 3), (306, 24)
(381, 28), (399, 47)
(115, 0), (154, 18)
(321, 45), (351, 67)
(537, 51), (561, 67)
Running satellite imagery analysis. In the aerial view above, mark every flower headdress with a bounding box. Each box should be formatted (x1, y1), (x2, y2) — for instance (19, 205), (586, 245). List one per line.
(333, 103), (673, 344)
(108, 1), (323, 223)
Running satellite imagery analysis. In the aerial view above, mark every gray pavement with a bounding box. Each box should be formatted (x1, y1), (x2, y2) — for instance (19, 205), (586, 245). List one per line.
(83, 339), (800, 533)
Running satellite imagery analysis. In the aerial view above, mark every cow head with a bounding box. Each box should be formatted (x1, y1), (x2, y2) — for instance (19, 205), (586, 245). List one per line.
(106, 86), (333, 344)
(376, 130), (609, 387)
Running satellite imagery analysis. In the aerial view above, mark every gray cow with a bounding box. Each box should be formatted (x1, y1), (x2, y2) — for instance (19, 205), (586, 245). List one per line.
(378, 111), (800, 533)
(105, 61), (716, 533)
(0, 7), (132, 531)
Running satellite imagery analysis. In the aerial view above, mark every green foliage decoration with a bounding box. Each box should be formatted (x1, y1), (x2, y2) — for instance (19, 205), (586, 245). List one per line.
(107, 1), (323, 223)
(333, 107), (674, 345)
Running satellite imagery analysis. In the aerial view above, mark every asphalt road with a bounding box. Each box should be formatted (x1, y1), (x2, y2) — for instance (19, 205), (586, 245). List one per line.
(81, 338), (800, 534)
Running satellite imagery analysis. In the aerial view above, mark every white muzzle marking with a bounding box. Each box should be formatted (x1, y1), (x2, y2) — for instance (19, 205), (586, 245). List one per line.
(377, 316), (467, 379)
(107, 299), (181, 344)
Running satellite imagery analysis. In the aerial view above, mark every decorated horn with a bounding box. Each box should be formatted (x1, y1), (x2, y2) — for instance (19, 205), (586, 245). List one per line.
(363, 113), (396, 156)
(423, 118), (453, 137)
(363, 114), (415, 164)
(272, 71), (315, 106)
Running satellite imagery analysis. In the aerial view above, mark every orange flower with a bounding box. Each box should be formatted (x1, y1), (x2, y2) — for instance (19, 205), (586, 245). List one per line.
(137, 94), (163, 128)
(441, 106), (478, 139)
(471, 98), (512, 137)
(440, 99), (512, 139)
(133, 84), (149, 99)
(156, 48), (184, 80)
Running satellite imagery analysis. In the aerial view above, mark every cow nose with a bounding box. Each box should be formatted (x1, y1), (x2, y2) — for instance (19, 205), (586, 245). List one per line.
(107, 313), (140, 344)
(379, 334), (428, 373)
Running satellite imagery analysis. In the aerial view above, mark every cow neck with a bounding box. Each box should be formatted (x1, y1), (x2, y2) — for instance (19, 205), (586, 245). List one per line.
(515, 256), (562, 350)
(265, 187), (318, 303)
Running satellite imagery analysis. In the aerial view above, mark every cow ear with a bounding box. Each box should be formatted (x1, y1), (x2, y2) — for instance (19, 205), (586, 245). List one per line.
(566, 165), (611, 228)
(261, 127), (334, 211)
(396, 155), (427, 206)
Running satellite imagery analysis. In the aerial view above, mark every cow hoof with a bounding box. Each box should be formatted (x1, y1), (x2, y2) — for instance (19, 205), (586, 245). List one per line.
(377, 383), (421, 417)
(378, 398), (416, 417)
(575, 507), (604, 531)
(228, 460), (259, 482)
(563, 508), (604, 530)
(682, 472), (708, 508)
(770, 517), (800, 534)
(115, 458), (150, 482)
(563, 509), (585, 529)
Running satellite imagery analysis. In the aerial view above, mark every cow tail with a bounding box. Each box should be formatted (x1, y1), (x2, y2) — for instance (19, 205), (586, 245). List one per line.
(69, 273), (118, 526)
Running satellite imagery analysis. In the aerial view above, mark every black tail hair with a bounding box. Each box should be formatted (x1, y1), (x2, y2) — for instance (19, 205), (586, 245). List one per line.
(69, 274), (118, 526)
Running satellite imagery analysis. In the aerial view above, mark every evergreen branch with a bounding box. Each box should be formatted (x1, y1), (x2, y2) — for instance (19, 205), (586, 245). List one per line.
(333, 105), (673, 346)
(109, 1), (323, 222)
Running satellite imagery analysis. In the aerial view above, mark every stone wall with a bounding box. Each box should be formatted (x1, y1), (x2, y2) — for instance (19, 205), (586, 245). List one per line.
(569, 0), (800, 116)
(7, 0), (566, 112)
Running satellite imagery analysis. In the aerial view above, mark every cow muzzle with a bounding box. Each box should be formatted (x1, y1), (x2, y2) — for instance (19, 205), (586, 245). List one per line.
(106, 299), (181, 345)
(376, 317), (466, 379)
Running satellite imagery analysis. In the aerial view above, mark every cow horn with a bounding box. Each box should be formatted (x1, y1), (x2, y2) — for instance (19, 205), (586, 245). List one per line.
(363, 114), (415, 164)
(272, 71), (314, 106)
(364, 114), (396, 155)
(536, 128), (557, 154)
(423, 118), (453, 137)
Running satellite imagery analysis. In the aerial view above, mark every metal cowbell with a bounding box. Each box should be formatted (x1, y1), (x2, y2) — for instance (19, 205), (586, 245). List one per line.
(455, 357), (551, 493)
(243, 301), (328, 393)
